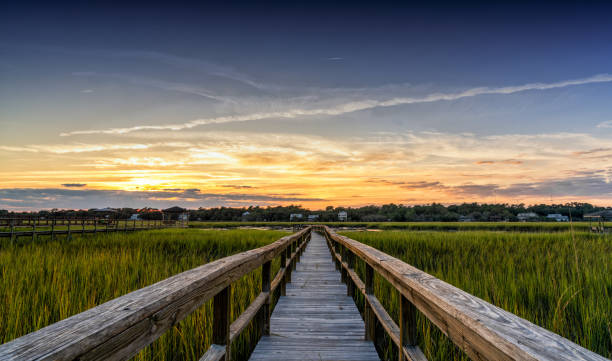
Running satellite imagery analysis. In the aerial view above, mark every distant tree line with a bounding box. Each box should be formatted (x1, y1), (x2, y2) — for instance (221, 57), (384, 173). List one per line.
(0, 202), (607, 222)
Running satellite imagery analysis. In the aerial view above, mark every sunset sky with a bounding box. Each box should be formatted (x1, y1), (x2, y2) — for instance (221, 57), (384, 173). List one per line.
(1, 2), (612, 210)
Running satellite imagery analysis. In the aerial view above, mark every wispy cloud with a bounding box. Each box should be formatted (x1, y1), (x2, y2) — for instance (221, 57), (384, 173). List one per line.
(72, 72), (236, 103)
(596, 120), (612, 128)
(0, 143), (152, 154)
(80, 89), (94, 93)
(5, 45), (268, 91)
(60, 74), (612, 136)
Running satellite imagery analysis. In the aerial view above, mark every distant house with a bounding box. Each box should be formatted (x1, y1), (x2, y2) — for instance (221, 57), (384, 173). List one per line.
(129, 213), (140, 220)
(338, 211), (348, 221)
(163, 206), (189, 225)
(584, 210), (612, 233)
(458, 215), (473, 222)
(241, 211), (250, 221)
(290, 213), (303, 221)
(546, 213), (569, 222)
(307, 214), (319, 221)
(517, 212), (538, 221)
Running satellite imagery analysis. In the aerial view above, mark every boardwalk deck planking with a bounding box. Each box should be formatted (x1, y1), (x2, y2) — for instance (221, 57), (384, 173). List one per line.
(249, 233), (380, 361)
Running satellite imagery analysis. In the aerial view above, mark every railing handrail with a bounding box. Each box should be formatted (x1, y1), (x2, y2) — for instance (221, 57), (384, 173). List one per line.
(0, 227), (312, 361)
(319, 225), (606, 361)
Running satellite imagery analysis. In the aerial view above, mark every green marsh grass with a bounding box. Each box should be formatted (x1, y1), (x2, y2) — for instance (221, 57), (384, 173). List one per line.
(188, 221), (609, 232)
(340, 230), (612, 360)
(0, 228), (288, 360)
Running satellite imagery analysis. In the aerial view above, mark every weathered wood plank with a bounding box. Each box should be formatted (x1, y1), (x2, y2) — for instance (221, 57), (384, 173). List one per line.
(229, 292), (269, 342)
(199, 344), (225, 361)
(249, 232), (379, 361)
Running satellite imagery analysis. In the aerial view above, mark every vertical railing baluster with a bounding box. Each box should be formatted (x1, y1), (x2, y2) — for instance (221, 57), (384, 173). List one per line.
(213, 286), (231, 360)
(50, 217), (55, 241)
(347, 249), (355, 297)
(285, 243), (292, 283)
(292, 239), (297, 271)
(340, 244), (347, 284)
(364, 264), (375, 341)
(280, 251), (287, 296)
(399, 293), (417, 361)
(262, 261), (271, 336)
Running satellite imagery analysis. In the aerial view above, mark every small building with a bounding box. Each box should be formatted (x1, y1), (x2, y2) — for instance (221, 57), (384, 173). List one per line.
(289, 213), (303, 221)
(129, 213), (141, 220)
(458, 215), (473, 222)
(546, 213), (569, 222)
(584, 210), (612, 233)
(162, 206), (189, 226)
(338, 211), (348, 221)
(307, 214), (319, 222)
(517, 212), (538, 221)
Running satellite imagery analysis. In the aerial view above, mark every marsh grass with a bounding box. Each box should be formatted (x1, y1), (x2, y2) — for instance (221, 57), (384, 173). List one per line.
(0, 228), (288, 360)
(188, 221), (610, 232)
(341, 230), (612, 360)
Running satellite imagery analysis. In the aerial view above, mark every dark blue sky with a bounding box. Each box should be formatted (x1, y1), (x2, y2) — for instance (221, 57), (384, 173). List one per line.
(3, 2), (612, 87)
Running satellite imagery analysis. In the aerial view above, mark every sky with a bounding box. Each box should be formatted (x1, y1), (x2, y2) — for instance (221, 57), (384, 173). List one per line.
(1, 2), (612, 210)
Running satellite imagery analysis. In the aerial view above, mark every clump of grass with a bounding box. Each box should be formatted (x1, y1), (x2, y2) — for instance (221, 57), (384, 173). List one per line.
(0, 228), (288, 360)
(341, 230), (611, 360)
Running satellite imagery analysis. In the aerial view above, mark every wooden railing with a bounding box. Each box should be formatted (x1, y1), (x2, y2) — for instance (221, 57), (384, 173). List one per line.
(318, 225), (607, 361)
(0, 217), (176, 241)
(0, 226), (311, 361)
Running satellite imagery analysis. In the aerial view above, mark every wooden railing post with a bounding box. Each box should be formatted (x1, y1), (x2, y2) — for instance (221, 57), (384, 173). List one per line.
(285, 244), (292, 283)
(291, 240), (297, 271)
(347, 250), (355, 297)
(280, 251), (287, 296)
(332, 238), (340, 270)
(262, 261), (271, 336)
(399, 293), (417, 361)
(51, 217), (55, 241)
(364, 264), (375, 341)
(213, 286), (231, 360)
(340, 245), (347, 284)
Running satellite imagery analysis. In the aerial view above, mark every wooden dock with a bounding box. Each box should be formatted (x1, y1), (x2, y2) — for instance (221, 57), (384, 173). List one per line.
(249, 232), (379, 360)
(0, 226), (606, 361)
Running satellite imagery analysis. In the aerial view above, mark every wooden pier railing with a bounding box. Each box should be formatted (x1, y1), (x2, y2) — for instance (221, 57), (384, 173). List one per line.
(0, 217), (178, 241)
(0, 227), (311, 361)
(317, 225), (606, 361)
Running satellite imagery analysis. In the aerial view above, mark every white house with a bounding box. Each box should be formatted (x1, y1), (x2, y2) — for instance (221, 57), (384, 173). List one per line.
(338, 211), (348, 221)
(517, 212), (538, 221)
(290, 213), (303, 221)
(129, 213), (141, 220)
(547, 213), (569, 222)
(307, 214), (319, 221)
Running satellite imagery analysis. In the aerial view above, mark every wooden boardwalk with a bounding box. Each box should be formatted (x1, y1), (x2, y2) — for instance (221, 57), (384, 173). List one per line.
(249, 232), (380, 361)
